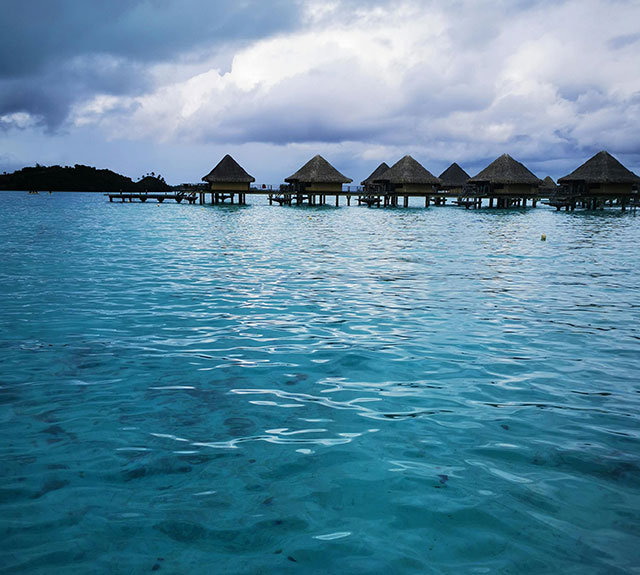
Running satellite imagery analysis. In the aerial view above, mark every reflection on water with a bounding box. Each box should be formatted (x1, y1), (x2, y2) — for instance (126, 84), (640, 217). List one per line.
(1, 192), (639, 573)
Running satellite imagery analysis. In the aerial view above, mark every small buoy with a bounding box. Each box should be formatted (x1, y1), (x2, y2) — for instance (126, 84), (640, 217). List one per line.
(541, 234), (546, 241)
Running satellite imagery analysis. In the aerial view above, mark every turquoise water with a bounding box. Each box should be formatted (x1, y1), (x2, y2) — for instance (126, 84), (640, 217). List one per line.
(1, 191), (639, 574)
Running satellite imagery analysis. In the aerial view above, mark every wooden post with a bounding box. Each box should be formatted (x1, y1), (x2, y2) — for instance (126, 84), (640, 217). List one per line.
(336, 195), (339, 207)
(347, 195), (351, 206)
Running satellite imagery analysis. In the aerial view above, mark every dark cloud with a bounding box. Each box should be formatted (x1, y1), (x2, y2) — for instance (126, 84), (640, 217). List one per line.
(608, 32), (640, 50)
(0, 0), (300, 77)
(0, 53), (148, 130)
(0, 0), (301, 129)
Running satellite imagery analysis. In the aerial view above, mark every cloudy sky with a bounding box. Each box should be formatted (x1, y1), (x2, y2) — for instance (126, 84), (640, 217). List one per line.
(1, 0), (639, 185)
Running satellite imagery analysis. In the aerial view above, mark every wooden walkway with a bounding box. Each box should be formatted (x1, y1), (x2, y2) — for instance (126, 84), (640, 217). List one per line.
(545, 194), (638, 212)
(107, 192), (198, 204)
(107, 186), (638, 212)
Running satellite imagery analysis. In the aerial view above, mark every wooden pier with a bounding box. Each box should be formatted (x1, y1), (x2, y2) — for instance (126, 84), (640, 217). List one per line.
(107, 186), (640, 213)
(545, 194), (637, 212)
(107, 192), (198, 204)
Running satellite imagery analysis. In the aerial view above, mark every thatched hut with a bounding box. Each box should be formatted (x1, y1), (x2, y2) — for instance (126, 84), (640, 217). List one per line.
(541, 176), (557, 189)
(361, 162), (390, 187)
(374, 155), (441, 195)
(202, 154), (255, 193)
(285, 155), (352, 194)
(557, 151), (640, 198)
(468, 154), (542, 197)
(438, 162), (470, 194)
(361, 162), (389, 193)
(539, 176), (558, 196)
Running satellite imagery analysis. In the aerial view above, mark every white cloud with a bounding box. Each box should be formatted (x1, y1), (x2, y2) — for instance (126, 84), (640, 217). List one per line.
(0, 111), (41, 129)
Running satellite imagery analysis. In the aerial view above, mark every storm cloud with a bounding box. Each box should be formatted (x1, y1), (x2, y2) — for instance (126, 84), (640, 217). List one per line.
(1, 0), (639, 183)
(0, 0), (300, 129)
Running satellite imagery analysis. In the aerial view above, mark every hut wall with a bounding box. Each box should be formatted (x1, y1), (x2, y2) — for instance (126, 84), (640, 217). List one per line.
(305, 183), (343, 194)
(586, 183), (634, 196)
(209, 182), (250, 192)
(494, 184), (538, 196)
(395, 183), (432, 196)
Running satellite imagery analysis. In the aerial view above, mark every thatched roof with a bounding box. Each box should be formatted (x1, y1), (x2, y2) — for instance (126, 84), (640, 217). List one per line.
(202, 154), (255, 183)
(468, 154), (542, 185)
(361, 162), (390, 186)
(439, 162), (470, 188)
(375, 155), (441, 185)
(285, 155), (352, 184)
(541, 176), (557, 189)
(558, 151), (640, 184)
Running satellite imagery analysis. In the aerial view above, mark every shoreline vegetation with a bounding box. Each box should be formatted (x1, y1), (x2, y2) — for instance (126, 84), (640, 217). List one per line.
(0, 164), (170, 193)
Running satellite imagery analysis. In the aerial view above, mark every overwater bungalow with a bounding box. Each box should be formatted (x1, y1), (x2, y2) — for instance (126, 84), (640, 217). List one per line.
(374, 155), (441, 206)
(361, 162), (390, 192)
(439, 162), (470, 195)
(202, 154), (255, 204)
(557, 151), (640, 210)
(539, 176), (558, 197)
(541, 176), (557, 189)
(282, 155), (352, 205)
(356, 162), (390, 207)
(468, 154), (542, 208)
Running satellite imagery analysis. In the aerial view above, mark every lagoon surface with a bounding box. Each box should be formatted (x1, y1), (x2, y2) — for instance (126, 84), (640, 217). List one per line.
(1, 191), (640, 574)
